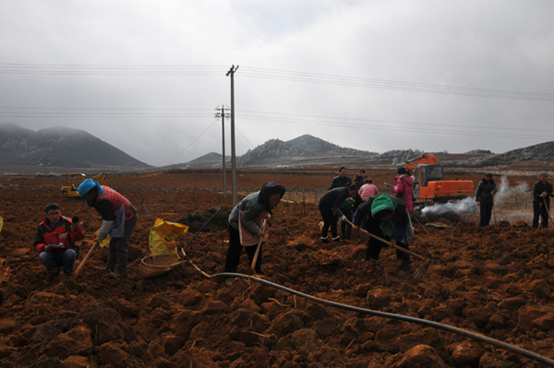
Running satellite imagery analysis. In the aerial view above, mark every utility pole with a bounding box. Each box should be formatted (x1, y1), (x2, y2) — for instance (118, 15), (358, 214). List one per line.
(226, 65), (239, 207)
(214, 105), (230, 198)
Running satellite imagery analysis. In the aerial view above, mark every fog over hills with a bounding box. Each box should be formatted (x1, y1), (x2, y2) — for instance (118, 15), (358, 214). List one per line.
(0, 123), (149, 169)
(2, 123), (553, 172)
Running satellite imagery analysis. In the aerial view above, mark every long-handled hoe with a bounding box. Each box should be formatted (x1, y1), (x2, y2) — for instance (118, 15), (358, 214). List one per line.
(543, 197), (553, 228)
(345, 218), (429, 279)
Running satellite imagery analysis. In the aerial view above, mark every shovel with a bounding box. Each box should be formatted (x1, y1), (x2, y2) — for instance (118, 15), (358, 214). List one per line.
(543, 197), (553, 228)
(250, 218), (268, 273)
(74, 238), (100, 278)
(345, 218), (429, 279)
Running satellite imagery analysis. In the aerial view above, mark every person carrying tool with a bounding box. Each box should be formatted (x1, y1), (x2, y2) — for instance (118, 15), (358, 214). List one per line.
(475, 173), (497, 228)
(33, 203), (84, 283)
(385, 167), (414, 215)
(225, 181), (286, 274)
(77, 179), (137, 278)
(319, 185), (358, 243)
(328, 167), (352, 191)
(532, 171), (553, 228)
(353, 194), (414, 272)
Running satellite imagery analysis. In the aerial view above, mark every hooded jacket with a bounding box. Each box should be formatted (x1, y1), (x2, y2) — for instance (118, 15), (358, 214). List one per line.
(353, 195), (409, 241)
(228, 182), (286, 234)
(392, 174), (414, 214)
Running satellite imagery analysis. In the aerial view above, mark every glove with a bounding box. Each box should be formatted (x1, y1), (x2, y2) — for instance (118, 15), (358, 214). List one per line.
(256, 230), (265, 238)
(340, 215), (346, 222)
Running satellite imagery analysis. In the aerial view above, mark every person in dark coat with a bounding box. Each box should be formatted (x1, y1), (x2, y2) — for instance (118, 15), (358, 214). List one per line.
(319, 185), (358, 243)
(328, 167), (352, 191)
(532, 171), (553, 228)
(354, 170), (367, 189)
(353, 194), (414, 272)
(475, 173), (497, 228)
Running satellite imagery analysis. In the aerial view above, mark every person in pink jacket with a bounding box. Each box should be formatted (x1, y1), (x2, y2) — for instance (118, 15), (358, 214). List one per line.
(385, 168), (414, 215)
(358, 178), (379, 200)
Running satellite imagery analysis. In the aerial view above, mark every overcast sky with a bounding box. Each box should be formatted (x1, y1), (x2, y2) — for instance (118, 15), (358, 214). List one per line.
(1, 0), (553, 167)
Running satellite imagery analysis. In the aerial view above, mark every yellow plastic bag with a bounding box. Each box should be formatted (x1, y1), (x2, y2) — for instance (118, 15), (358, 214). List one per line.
(149, 218), (189, 260)
(93, 229), (111, 247)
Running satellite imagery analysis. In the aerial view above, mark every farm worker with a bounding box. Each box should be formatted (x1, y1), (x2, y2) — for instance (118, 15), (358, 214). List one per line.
(353, 194), (414, 272)
(475, 173), (497, 228)
(328, 166), (352, 191)
(385, 167), (414, 215)
(358, 178), (379, 200)
(319, 185), (358, 243)
(532, 171), (553, 228)
(225, 181), (286, 274)
(354, 169), (367, 189)
(33, 203), (83, 284)
(78, 179), (137, 278)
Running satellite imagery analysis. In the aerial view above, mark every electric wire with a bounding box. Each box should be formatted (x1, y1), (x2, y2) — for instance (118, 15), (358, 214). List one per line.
(0, 63), (227, 76)
(181, 249), (554, 367)
(0, 106), (550, 141)
(240, 66), (554, 102)
(1, 63), (552, 101)
(166, 119), (218, 165)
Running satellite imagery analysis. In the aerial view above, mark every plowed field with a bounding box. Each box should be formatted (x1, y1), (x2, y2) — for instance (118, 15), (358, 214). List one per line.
(0, 170), (553, 368)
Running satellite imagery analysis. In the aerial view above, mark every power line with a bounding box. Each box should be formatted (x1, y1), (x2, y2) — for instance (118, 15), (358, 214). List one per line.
(0, 106), (550, 140)
(0, 63), (227, 76)
(240, 66), (554, 102)
(0, 63), (552, 101)
(166, 119), (219, 165)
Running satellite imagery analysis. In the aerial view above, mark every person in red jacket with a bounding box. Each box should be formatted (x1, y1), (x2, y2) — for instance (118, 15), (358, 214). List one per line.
(78, 179), (137, 278)
(33, 203), (84, 284)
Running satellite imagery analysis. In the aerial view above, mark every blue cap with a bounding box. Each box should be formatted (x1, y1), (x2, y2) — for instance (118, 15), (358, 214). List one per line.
(77, 179), (104, 197)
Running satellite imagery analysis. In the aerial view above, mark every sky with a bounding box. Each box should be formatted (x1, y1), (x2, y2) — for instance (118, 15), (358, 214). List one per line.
(1, 0), (553, 167)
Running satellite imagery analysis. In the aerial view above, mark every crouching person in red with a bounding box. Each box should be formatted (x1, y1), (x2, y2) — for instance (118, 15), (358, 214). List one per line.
(34, 203), (83, 284)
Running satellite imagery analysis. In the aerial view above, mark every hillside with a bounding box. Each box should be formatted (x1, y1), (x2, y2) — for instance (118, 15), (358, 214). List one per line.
(0, 123), (150, 169)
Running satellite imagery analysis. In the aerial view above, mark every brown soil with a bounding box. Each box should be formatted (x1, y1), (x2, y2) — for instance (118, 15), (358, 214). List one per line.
(0, 170), (553, 368)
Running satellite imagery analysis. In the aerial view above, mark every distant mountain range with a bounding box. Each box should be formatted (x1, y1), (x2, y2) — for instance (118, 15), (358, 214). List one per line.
(1, 123), (553, 171)
(0, 123), (149, 169)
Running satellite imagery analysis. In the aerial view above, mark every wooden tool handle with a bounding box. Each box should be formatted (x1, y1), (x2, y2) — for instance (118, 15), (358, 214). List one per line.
(250, 219), (267, 272)
(74, 238), (100, 278)
(344, 218), (426, 261)
(543, 197), (553, 228)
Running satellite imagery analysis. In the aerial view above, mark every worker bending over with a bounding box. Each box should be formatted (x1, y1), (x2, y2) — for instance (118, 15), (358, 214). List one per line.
(354, 194), (414, 272)
(225, 181), (286, 274)
(78, 179), (137, 278)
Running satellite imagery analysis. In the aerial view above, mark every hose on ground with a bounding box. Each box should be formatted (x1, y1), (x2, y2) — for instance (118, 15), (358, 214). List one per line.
(183, 251), (554, 367)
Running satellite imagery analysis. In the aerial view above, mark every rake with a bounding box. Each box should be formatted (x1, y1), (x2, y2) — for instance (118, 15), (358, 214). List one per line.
(345, 218), (429, 279)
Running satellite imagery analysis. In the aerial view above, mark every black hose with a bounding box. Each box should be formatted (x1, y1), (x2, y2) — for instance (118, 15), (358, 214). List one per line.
(184, 254), (554, 367)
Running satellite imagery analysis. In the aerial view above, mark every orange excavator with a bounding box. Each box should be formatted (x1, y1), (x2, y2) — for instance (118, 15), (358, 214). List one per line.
(405, 154), (474, 203)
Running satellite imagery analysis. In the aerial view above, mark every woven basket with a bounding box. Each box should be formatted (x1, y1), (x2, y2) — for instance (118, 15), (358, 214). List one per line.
(138, 254), (184, 278)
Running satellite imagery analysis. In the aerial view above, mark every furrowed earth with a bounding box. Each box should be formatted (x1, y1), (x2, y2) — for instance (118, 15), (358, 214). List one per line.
(0, 169), (553, 368)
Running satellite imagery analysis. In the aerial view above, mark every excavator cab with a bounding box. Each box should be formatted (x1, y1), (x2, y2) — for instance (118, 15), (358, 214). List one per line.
(413, 164), (447, 202)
